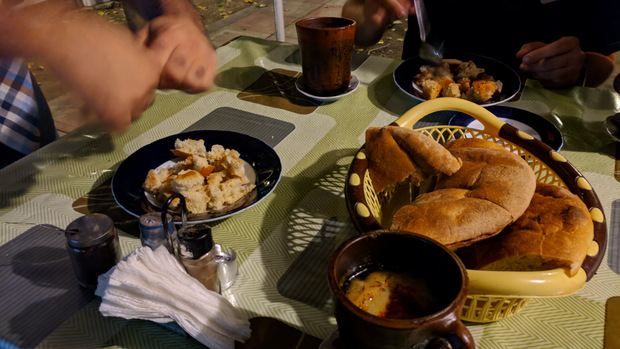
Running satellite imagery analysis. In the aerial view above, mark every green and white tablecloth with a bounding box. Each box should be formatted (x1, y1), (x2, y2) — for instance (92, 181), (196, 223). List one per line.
(1, 37), (619, 348)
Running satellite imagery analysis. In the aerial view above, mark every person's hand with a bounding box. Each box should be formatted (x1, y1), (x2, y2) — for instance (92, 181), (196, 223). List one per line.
(343, 0), (414, 46)
(1, 1), (162, 131)
(516, 36), (586, 88)
(364, 0), (414, 28)
(138, 14), (217, 93)
(62, 37), (161, 132)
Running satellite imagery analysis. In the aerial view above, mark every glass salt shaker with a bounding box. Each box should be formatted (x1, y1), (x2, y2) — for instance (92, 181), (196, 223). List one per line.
(164, 193), (220, 293)
(139, 211), (175, 254)
(177, 222), (220, 293)
(65, 213), (121, 289)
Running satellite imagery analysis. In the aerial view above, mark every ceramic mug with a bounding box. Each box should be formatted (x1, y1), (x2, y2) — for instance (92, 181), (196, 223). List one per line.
(327, 230), (474, 349)
(295, 17), (356, 97)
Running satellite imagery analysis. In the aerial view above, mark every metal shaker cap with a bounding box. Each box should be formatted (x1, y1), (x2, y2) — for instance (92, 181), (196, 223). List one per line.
(177, 223), (214, 259)
(65, 213), (115, 248)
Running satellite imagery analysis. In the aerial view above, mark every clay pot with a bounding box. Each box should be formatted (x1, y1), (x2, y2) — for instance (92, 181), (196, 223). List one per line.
(327, 230), (474, 349)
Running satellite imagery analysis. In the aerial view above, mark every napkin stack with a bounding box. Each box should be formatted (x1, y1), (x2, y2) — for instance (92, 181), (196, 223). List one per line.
(95, 246), (251, 349)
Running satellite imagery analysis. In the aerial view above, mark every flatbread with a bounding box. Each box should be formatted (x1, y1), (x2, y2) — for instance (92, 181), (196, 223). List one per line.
(470, 183), (594, 276)
(391, 188), (512, 249)
(365, 127), (419, 193)
(365, 126), (461, 193)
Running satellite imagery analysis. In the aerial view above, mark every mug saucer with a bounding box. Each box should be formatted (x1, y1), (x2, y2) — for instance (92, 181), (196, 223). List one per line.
(295, 75), (359, 102)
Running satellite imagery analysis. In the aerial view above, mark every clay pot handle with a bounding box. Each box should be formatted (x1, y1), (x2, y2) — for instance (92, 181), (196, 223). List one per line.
(437, 317), (475, 349)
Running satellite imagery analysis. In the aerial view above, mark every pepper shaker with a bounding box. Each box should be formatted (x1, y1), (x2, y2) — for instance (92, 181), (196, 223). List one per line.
(65, 213), (121, 288)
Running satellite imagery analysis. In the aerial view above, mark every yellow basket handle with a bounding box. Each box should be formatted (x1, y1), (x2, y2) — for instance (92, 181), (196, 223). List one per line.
(394, 98), (505, 136)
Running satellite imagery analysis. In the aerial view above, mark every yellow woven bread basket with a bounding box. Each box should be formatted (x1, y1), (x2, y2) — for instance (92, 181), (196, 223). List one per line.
(345, 97), (607, 323)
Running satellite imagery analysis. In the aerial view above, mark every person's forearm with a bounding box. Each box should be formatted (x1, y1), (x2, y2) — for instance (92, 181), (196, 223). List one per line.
(0, 0), (76, 58)
(0, 0), (140, 64)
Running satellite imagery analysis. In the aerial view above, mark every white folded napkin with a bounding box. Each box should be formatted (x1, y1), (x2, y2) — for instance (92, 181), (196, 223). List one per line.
(95, 246), (251, 349)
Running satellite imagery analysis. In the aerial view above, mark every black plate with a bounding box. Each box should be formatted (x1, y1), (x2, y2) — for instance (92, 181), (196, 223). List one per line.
(112, 130), (282, 223)
(394, 52), (521, 107)
(449, 105), (563, 151)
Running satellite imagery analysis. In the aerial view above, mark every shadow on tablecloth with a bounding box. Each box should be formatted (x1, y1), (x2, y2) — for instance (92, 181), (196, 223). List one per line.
(0, 225), (96, 348)
(277, 217), (357, 311)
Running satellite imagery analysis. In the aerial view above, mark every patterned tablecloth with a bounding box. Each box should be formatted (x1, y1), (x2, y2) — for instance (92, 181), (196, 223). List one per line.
(1, 37), (619, 349)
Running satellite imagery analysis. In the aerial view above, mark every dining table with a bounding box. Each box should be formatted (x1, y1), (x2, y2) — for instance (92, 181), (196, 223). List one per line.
(1, 36), (619, 349)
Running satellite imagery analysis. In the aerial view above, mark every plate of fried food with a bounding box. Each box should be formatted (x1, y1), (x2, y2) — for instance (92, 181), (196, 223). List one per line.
(112, 130), (282, 223)
(394, 52), (521, 106)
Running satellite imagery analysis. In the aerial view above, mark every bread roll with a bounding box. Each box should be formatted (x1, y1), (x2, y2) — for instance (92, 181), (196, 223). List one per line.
(389, 126), (461, 178)
(390, 137), (536, 249)
(365, 126), (460, 193)
(174, 138), (207, 157)
(366, 127), (419, 193)
(445, 137), (505, 151)
(469, 183), (594, 276)
(436, 138), (536, 221)
(391, 188), (512, 249)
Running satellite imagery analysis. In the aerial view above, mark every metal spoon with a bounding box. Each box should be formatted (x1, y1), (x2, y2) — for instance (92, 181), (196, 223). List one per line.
(605, 113), (620, 142)
(414, 0), (442, 65)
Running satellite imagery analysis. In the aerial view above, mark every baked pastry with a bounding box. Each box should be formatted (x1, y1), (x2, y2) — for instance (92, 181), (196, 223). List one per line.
(436, 138), (536, 221)
(391, 188), (513, 249)
(390, 137), (536, 249)
(466, 183), (594, 276)
(389, 126), (461, 178)
(365, 126), (461, 193)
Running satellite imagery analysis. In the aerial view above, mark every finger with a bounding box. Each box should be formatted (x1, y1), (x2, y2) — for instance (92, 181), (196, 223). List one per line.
(515, 42), (545, 59)
(159, 58), (213, 93)
(522, 47), (584, 74)
(522, 37), (579, 65)
(520, 44), (560, 65)
(180, 57), (216, 93)
(158, 42), (217, 92)
(144, 24), (178, 70)
(156, 44), (191, 90)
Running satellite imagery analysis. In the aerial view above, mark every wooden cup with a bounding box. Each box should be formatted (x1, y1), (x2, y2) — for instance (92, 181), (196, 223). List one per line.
(295, 17), (356, 97)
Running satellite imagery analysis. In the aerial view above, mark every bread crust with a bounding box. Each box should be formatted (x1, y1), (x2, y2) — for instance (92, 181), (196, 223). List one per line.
(437, 138), (536, 221)
(470, 183), (594, 276)
(365, 126), (461, 193)
(389, 126), (461, 177)
(390, 188), (512, 249)
(366, 127), (418, 193)
(389, 137), (536, 249)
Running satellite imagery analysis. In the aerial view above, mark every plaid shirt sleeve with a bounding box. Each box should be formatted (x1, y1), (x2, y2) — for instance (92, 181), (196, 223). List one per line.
(0, 57), (41, 155)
